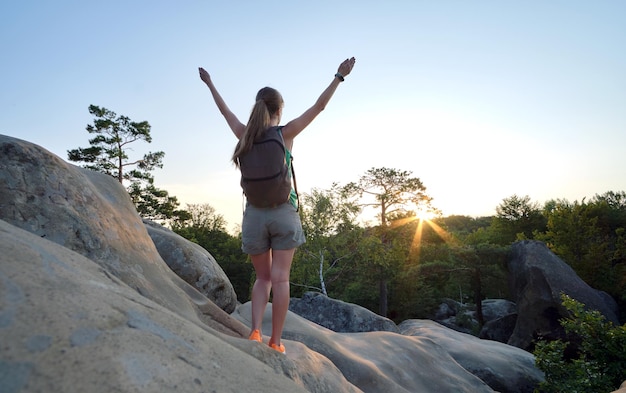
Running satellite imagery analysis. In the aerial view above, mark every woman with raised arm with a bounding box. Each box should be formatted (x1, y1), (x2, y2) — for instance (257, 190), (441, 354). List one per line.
(199, 57), (356, 354)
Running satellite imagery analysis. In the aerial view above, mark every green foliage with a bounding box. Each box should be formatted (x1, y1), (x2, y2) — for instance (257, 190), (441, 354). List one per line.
(68, 105), (182, 220)
(490, 194), (546, 245)
(172, 204), (252, 302)
(128, 182), (183, 222)
(392, 250), (452, 320)
(439, 215), (493, 239)
(449, 244), (509, 326)
(533, 294), (626, 393)
(539, 193), (626, 317)
(342, 167), (435, 316)
(343, 167), (435, 227)
(292, 184), (361, 297)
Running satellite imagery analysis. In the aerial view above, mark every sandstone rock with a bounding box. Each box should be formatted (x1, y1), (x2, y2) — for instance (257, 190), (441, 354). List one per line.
(399, 319), (544, 393)
(0, 220), (310, 393)
(479, 313), (518, 343)
(0, 135), (546, 393)
(0, 135), (362, 393)
(0, 134), (211, 326)
(235, 303), (497, 393)
(481, 299), (517, 322)
(434, 299), (457, 320)
(507, 240), (620, 350)
(478, 300), (518, 343)
(144, 219), (237, 313)
(289, 291), (399, 333)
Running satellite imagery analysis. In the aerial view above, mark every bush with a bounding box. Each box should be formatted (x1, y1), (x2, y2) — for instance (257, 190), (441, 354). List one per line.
(533, 294), (626, 393)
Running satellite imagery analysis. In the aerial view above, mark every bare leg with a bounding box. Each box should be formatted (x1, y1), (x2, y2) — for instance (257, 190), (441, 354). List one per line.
(249, 250), (272, 336)
(268, 248), (295, 347)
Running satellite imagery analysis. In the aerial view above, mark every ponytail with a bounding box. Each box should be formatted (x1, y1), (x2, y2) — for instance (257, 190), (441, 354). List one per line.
(232, 87), (283, 167)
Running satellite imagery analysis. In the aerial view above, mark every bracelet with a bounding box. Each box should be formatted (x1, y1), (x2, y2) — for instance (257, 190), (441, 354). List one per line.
(335, 72), (345, 82)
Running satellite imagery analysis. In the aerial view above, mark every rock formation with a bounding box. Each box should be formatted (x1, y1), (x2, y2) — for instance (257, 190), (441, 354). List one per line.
(507, 240), (620, 350)
(399, 319), (543, 393)
(289, 291), (399, 333)
(144, 219), (237, 313)
(434, 298), (517, 341)
(0, 134), (545, 392)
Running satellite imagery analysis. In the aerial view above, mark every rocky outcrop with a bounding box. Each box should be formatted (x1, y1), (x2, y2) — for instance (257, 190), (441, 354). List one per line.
(507, 240), (620, 350)
(0, 135), (355, 393)
(0, 220), (311, 393)
(0, 134), (545, 392)
(234, 303), (497, 393)
(479, 313), (518, 343)
(434, 298), (517, 340)
(289, 291), (399, 333)
(0, 135), (211, 327)
(399, 319), (544, 393)
(144, 219), (237, 313)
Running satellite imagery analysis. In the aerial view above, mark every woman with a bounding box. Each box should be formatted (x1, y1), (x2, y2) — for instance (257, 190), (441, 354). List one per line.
(198, 57), (356, 354)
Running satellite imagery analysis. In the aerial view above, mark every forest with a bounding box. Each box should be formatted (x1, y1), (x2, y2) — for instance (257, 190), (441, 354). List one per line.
(172, 186), (626, 326)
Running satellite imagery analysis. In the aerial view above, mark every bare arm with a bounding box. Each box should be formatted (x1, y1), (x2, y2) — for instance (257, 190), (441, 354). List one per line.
(198, 67), (245, 139)
(281, 57), (356, 143)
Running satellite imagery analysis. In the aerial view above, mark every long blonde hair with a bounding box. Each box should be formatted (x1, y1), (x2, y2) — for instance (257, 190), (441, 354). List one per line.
(232, 87), (283, 167)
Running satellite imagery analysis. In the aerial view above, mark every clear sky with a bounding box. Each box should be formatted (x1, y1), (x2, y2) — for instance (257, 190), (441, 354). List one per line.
(2, 1), (625, 230)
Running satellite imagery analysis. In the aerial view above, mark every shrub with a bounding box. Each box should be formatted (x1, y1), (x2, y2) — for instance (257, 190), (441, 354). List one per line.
(533, 294), (626, 393)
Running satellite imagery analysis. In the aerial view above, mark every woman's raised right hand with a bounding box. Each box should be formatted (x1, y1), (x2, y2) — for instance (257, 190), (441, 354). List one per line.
(198, 67), (211, 84)
(337, 57), (356, 77)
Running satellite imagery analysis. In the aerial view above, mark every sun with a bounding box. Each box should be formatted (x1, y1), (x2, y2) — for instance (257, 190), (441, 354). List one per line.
(414, 208), (435, 222)
(408, 208), (456, 262)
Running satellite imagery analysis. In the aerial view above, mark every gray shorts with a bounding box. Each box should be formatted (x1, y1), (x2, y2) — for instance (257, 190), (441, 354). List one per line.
(241, 202), (306, 255)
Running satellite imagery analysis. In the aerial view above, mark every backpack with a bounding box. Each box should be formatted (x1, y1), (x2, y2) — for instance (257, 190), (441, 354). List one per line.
(238, 126), (298, 209)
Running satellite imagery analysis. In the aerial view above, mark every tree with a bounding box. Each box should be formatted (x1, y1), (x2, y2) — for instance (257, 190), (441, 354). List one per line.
(439, 215), (493, 238)
(490, 194), (546, 245)
(293, 184), (361, 296)
(68, 105), (182, 220)
(344, 167), (434, 227)
(171, 203), (227, 232)
(449, 243), (509, 328)
(540, 194), (626, 308)
(344, 167), (434, 316)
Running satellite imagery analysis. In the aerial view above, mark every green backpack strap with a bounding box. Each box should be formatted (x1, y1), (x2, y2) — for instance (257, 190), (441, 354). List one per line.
(291, 156), (299, 212)
(276, 127), (299, 212)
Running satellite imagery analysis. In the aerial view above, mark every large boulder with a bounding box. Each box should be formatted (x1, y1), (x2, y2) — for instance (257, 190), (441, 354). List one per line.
(479, 313), (518, 343)
(0, 134), (214, 327)
(144, 219), (237, 313)
(482, 299), (517, 322)
(0, 220), (311, 393)
(289, 291), (399, 333)
(399, 319), (544, 393)
(478, 299), (518, 343)
(507, 240), (620, 350)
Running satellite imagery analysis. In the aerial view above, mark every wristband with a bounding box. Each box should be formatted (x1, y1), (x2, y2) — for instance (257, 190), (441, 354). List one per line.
(335, 72), (345, 82)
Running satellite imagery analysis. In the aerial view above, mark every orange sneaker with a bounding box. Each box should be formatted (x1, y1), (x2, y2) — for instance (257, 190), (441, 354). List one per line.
(248, 329), (262, 343)
(269, 342), (286, 354)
